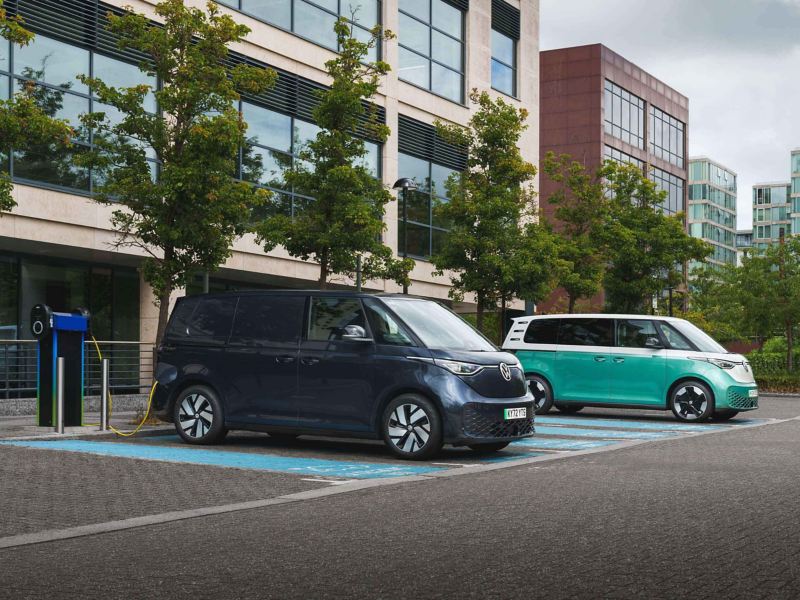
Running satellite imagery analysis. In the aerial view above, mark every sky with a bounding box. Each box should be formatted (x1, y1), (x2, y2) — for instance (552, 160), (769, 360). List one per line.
(539, 0), (800, 230)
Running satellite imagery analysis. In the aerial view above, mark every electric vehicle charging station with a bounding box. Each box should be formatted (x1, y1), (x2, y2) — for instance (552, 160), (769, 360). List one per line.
(30, 304), (91, 429)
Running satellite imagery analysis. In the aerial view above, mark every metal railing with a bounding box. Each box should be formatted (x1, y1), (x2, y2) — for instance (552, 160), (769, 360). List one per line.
(0, 340), (155, 400)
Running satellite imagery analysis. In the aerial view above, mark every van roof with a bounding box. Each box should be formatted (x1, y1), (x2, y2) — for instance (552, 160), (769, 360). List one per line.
(179, 290), (436, 300)
(511, 314), (683, 322)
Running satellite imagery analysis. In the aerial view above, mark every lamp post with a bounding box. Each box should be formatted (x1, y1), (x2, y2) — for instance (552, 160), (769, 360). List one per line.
(393, 177), (418, 294)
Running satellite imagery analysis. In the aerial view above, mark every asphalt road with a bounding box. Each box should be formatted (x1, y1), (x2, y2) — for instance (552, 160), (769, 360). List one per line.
(1, 397), (799, 599)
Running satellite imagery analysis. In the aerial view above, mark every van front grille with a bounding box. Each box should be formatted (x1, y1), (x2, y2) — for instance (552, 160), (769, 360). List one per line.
(463, 404), (534, 439)
(727, 390), (758, 410)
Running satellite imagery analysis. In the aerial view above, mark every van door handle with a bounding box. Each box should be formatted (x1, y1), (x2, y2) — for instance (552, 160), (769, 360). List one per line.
(613, 357), (625, 364)
(594, 356), (606, 362)
(275, 355), (296, 365)
(301, 357), (320, 366)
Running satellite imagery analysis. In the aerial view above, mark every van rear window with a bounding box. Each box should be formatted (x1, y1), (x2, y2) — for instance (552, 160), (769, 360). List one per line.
(230, 295), (305, 345)
(524, 320), (559, 344)
(165, 296), (237, 345)
(558, 318), (613, 347)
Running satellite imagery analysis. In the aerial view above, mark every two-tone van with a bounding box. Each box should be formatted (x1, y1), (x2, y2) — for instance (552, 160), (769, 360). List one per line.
(502, 314), (758, 422)
(154, 291), (534, 460)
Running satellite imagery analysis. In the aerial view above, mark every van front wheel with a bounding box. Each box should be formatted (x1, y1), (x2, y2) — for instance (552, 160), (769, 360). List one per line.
(527, 375), (554, 415)
(670, 381), (714, 422)
(382, 394), (443, 460)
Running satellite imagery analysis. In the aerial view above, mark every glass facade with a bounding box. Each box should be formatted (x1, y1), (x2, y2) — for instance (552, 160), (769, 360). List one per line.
(238, 100), (380, 217)
(648, 105), (685, 168)
(792, 151), (800, 175)
(604, 145), (643, 168)
(398, 0), (465, 103)
(218, 0), (381, 60)
(752, 183), (791, 246)
(603, 80), (645, 149)
(397, 152), (458, 259)
(687, 159), (737, 268)
(491, 29), (516, 97)
(650, 167), (684, 215)
(0, 252), (139, 341)
(0, 34), (157, 194)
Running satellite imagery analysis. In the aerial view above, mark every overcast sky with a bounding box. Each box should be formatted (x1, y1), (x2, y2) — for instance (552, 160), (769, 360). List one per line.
(540, 0), (800, 230)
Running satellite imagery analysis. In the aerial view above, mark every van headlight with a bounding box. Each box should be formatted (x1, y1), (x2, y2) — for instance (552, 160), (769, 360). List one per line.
(434, 359), (485, 376)
(695, 357), (740, 370)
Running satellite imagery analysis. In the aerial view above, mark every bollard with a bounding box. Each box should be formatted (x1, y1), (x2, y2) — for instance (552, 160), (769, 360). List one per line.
(55, 357), (65, 434)
(100, 358), (110, 431)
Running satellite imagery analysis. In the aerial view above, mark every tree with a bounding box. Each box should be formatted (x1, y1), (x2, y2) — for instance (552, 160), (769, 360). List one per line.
(541, 151), (608, 313)
(255, 19), (411, 289)
(600, 161), (711, 313)
(433, 90), (560, 333)
(0, 0), (73, 211)
(78, 0), (275, 343)
(760, 238), (800, 370)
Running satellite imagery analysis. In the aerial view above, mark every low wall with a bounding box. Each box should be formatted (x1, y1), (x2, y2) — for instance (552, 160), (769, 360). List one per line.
(0, 393), (149, 417)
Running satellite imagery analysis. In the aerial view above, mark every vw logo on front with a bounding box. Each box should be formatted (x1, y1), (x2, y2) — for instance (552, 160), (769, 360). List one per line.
(499, 362), (512, 382)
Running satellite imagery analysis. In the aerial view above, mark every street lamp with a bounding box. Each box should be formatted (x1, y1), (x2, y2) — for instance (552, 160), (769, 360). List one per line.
(393, 177), (418, 294)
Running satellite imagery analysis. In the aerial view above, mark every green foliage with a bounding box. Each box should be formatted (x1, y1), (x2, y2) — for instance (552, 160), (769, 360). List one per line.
(255, 19), (409, 289)
(541, 152), (608, 313)
(600, 161), (711, 313)
(432, 90), (561, 333)
(0, 1), (73, 212)
(76, 0), (275, 342)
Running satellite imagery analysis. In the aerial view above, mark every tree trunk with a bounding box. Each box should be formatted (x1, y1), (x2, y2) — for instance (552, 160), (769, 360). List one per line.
(568, 295), (576, 314)
(155, 283), (173, 347)
(500, 297), (507, 343)
(476, 293), (484, 333)
(787, 321), (794, 372)
(318, 253), (329, 290)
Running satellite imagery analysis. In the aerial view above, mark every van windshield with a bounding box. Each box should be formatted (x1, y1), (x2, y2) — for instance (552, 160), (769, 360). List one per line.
(670, 320), (728, 354)
(382, 298), (497, 352)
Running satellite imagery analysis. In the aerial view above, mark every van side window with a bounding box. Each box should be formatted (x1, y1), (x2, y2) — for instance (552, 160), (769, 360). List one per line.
(164, 297), (199, 341)
(308, 297), (367, 341)
(230, 295), (305, 346)
(168, 296), (237, 345)
(364, 300), (414, 346)
(657, 322), (694, 350)
(559, 318), (613, 347)
(524, 319), (559, 344)
(616, 319), (659, 348)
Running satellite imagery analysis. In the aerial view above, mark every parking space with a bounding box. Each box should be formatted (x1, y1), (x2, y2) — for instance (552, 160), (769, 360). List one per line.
(0, 412), (773, 483)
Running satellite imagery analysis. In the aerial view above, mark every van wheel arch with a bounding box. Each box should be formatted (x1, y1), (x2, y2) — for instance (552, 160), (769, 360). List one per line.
(374, 389), (444, 433)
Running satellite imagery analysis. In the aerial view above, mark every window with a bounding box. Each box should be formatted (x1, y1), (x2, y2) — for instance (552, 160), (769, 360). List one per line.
(792, 152), (800, 175)
(604, 145), (643, 168)
(558, 318), (613, 347)
(603, 80), (645, 149)
(240, 101), (380, 216)
(397, 152), (458, 259)
(650, 167), (684, 215)
(364, 299), (414, 346)
(523, 319), (559, 345)
(656, 322), (693, 350)
(491, 30), (516, 96)
(1, 33), (157, 194)
(399, 0), (464, 103)
(648, 105), (685, 168)
(230, 295), (305, 345)
(308, 297), (367, 341)
(224, 0), (380, 60)
(616, 319), (660, 348)
(793, 177), (800, 195)
(168, 297), (237, 345)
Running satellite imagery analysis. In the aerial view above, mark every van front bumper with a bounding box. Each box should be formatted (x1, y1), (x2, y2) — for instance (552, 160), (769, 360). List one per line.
(444, 396), (535, 446)
(719, 383), (759, 411)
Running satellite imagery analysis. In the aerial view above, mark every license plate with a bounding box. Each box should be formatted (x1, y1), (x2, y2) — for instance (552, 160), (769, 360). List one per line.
(748, 389), (758, 398)
(504, 407), (527, 420)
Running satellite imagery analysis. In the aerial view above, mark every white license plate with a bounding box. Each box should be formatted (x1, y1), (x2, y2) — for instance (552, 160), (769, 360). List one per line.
(748, 389), (758, 398)
(504, 407), (527, 420)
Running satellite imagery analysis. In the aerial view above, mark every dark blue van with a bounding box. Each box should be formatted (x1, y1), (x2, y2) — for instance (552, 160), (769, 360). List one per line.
(153, 291), (534, 460)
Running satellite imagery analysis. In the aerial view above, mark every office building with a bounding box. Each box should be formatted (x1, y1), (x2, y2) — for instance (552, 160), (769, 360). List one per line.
(688, 158), (737, 270)
(752, 182), (791, 250)
(735, 230), (752, 266)
(0, 0), (540, 343)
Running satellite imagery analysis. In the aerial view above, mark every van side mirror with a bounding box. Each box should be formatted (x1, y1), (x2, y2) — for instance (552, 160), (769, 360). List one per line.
(645, 336), (663, 349)
(341, 325), (373, 343)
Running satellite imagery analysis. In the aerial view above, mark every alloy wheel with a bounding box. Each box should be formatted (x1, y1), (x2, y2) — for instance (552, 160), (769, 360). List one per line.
(178, 393), (214, 438)
(387, 403), (431, 454)
(528, 378), (548, 411)
(673, 385), (708, 421)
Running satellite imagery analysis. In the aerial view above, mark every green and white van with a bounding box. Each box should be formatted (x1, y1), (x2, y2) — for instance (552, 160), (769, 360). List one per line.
(502, 314), (758, 422)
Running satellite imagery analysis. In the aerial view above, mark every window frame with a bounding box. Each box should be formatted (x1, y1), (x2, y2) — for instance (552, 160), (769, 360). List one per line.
(603, 80), (645, 149)
(490, 28), (517, 98)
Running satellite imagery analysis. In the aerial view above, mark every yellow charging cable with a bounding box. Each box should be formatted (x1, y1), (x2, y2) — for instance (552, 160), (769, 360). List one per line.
(89, 335), (157, 436)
